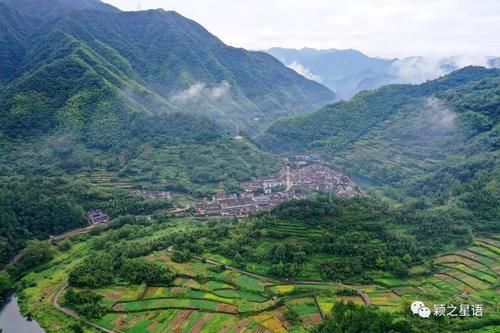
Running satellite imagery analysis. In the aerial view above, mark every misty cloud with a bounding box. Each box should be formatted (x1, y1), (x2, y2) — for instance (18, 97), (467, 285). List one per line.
(393, 58), (447, 84)
(424, 97), (456, 128)
(170, 81), (231, 104)
(287, 62), (322, 82)
(393, 55), (495, 85)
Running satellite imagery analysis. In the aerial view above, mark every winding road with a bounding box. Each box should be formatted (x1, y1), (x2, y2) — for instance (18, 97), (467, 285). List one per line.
(52, 283), (117, 333)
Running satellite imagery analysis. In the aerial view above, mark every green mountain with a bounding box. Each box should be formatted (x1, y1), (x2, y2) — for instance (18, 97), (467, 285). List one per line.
(0, 0), (335, 137)
(0, 0), (119, 19)
(260, 67), (500, 230)
(0, 0), (302, 267)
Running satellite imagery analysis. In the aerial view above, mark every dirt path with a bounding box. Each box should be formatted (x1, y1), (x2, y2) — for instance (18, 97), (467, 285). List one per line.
(53, 282), (118, 333)
(189, 252), (331, 286)
(7, 223), (107, 266)
(169, 248), (372, 303)
(52, 223), (109, 241)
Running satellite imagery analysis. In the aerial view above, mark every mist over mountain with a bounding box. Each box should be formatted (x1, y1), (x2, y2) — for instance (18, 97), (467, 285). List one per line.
(267, 47), (500, 99)
(0, 0), (335, 137)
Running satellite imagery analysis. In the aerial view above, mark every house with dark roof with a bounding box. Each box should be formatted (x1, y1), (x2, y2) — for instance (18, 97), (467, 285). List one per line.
(85, 209), (110, 224)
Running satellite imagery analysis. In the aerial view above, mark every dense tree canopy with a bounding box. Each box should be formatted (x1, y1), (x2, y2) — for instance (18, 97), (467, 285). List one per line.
(311, 302), (411, 333)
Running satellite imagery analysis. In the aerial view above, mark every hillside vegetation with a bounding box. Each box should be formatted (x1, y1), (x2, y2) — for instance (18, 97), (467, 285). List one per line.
(260, 67), (500, 232)
(0, 0), (335, 136)
(0, 0), (293, 267)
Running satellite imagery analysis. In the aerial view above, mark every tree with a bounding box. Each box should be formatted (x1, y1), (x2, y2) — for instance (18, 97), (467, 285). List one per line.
(12, 241), (54, 277)
(402, 254), (412, 265)
(171, 250), (191, 263)
(292, 251), (306, 265)
(284, 308), (301, 325)
(64, 289), (107, 319)
(0, 272), (13, 295)
(272, 244), (287, 263)
(70, 323), (84, 333)
(120, 258), (174, 284)
(311, 302), (411, 333)
(68, 253), (114, 288)
(57, 239), (73, 251)
(233, 253), (244, 268)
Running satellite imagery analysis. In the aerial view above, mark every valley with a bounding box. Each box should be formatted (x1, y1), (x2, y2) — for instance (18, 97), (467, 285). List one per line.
(0, 1), (498, 333)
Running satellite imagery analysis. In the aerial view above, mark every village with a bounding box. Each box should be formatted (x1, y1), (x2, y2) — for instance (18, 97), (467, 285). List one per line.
(195, 156), (360, 217)
(85, 156), (360, 223)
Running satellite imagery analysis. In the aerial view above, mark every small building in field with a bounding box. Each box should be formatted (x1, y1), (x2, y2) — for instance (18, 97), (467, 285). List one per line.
(85, 209), (110, 224)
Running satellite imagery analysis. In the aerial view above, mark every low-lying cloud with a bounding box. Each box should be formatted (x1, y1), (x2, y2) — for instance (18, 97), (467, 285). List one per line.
(424, 97), (456, 128)
(170, 81), (231, 104)
(393, 55), (496, 84)
(287, 61), (322, 82)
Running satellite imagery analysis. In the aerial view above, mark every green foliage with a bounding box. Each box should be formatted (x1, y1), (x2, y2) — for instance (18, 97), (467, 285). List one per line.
(0, 178), (86, 267)
(284, 307), (301, 325)
(335, 288), (358, 296)
(64, 289), (107, 319)
(68, 253), (114, 288)
(259, 67), (500, 233)
(2, 92), (52, 136)
(310, 302), (411, 333)
(120, 258), (174, 285)
(0, 1), (335, 138)
(8, 241), (54, 278)
(0, 271), (13, 295)
(158, 196), (459, 281)
(171, 250), (191, 263)
(56, 239), (73, 251)
(0, 176), (168, 269)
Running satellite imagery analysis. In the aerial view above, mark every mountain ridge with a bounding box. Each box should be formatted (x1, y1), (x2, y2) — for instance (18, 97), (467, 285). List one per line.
(0, 0), (335, 137)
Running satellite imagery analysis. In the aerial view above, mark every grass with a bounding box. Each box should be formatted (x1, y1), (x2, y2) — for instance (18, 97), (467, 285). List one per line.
(212, 289), (239, 298)
(200, 313), (235, 333)
(366, 292), (401, 306)
(316, 296), (335, 316)
(288, 297), (319, 315)
(270, 285), (296, 295)
(238, 275), (267, 292)
(127, 319), (152, 333)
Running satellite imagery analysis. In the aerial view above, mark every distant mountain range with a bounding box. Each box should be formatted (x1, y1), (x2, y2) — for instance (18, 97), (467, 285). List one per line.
(266, 47), (500, 99)
(0, 0), (335, 138)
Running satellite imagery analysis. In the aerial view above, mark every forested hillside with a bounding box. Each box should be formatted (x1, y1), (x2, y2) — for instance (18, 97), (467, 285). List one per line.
(0, 110), (281, 268)
(0, 0), (309, 267)
(260, 67), (500, 231)
(0, 0), (335, 136)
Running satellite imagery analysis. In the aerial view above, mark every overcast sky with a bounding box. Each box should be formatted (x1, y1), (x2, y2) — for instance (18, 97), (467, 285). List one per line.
(102, 0), (500, 58)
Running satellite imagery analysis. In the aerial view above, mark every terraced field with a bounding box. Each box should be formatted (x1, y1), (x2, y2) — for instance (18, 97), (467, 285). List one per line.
(76, 170), (134, 190)
(20, 220), (498, 333)
(265, 222), (323, 239)
(80, 236), (500, 332)
(86, 254), (312, 332)
(372, 236), (499, 312)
